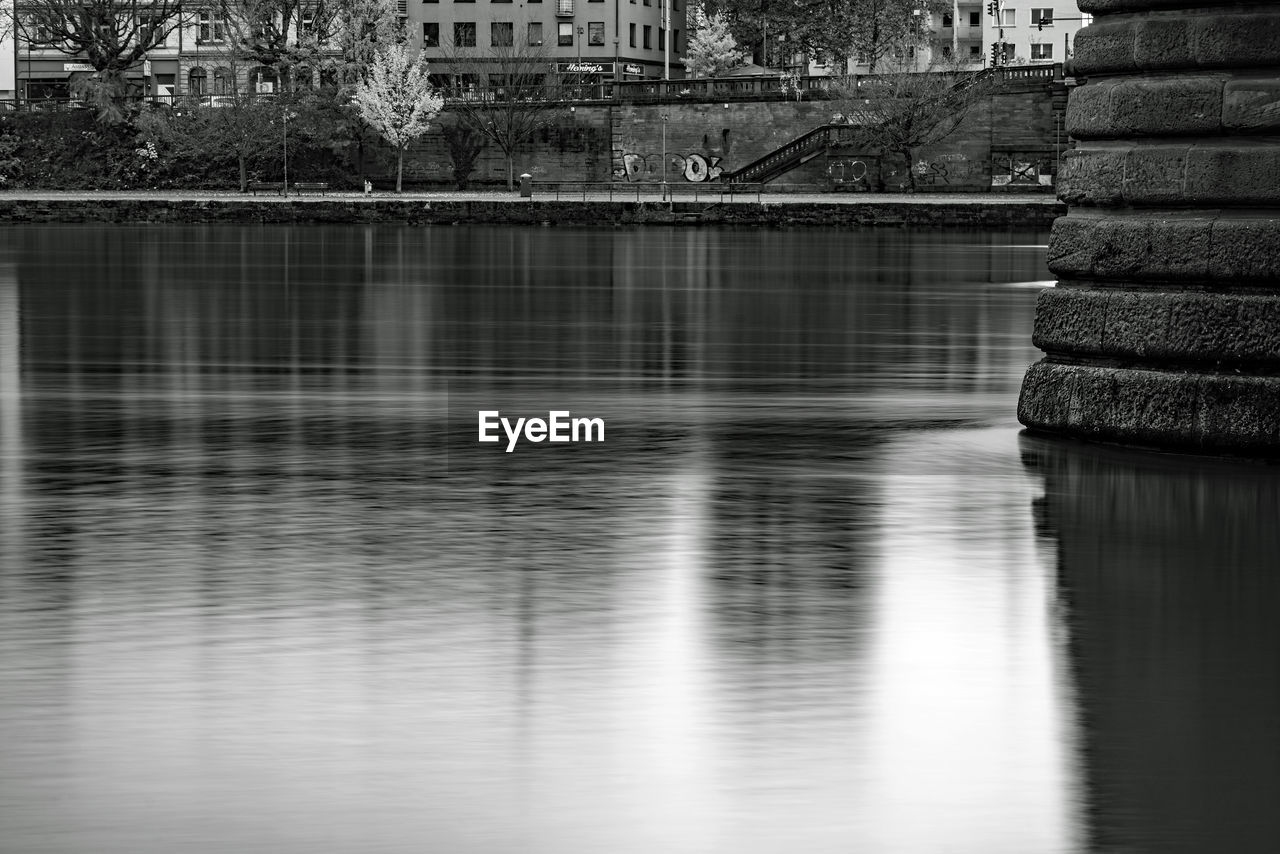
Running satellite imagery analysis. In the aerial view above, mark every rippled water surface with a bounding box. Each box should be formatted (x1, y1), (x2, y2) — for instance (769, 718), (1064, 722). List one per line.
(0, 225), (1276, 854)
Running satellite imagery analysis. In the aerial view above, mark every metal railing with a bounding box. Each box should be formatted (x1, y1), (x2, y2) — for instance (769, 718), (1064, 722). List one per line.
(531, 181), (764, 203)
(0, 64), (1067, 114)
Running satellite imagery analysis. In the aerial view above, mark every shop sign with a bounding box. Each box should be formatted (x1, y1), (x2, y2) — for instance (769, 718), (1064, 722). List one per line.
(558, 62), (613, 75)
(624, 63), (644, 76)
(63, 63), (94, 72)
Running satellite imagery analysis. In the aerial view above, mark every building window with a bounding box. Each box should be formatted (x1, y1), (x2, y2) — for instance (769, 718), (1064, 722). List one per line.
(198, 10), (226, 42)
(528, 21), (543, 45)
(491, 21), (513, 45)
(643, 24), (651, 49)
(423, 0), (438, 4)
(629, 22), (635, 47)
(968, 10), (980, 27)
(942, 13), (952, 27)
(212, 67), (233, 95)
(140, 14), (166, 45)
(969, 44), (980, 57)
(188, 67), (208, 96)
(454, 21), (476, 45)
(423, 21), (439, 46)
(673, 29), (679, 51)
(558, 22), (573, 46)
(588, 21), (604, 45)
(1031, 8), (1053, 27)
(1031, 42), (1053, 59)
(1000, 9), (1015, 26)
(659, 27), (664, 48)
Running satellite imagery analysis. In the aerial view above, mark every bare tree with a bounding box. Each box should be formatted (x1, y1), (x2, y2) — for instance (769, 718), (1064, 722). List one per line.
(443, 42), (565, 190)
(215, 0), (348, 90)
(16, 0), (184, 120)
(835, 59), (989, 191)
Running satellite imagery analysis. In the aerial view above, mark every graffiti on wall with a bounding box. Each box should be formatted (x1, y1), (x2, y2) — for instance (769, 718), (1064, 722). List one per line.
(828, 158), (876, 190)
(910, 153), (992, 187)
(990, 153), (1054, 187)
(614, 151), (725, 183)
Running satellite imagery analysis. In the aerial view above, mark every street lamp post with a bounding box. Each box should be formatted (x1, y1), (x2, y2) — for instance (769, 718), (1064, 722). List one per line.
(282, 107), (295, 197)
(660, 112), (668, 200)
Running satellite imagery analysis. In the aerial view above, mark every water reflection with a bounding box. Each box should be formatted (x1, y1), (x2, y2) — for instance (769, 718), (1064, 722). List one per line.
(0, 224), (1268, 853)
(1022, 436), (1280, 854)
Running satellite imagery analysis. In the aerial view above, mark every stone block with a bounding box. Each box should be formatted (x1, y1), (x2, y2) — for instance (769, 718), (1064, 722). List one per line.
(1206, 219), (1280, 283)
(1183, 144), (1280, 205)
(1133, 18), (1195, 71)
(1065, 82), (1116, 139)
(1222, 77), (1280, 132)
(1032, 287), (1108, 355)
(1046, 215), (1101, 278)
(1197, 376), (1280, 451)
(1017, 361), (1075, 432)
(1122, 145), (1188, 203)
(1233, 297), (1280, 362)
(1058, 147), (1128, 206)
(1106, 76), (1225, 137)
(1071, 21), (1138, 75)
(1163, 293), (1237, 359)
(1079, 0), (1222, 12)
(1103, 289), (1171, 357)
(1193, 13), (1280, 69)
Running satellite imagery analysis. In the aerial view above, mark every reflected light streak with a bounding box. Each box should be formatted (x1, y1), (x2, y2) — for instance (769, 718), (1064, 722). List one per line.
(0, 266), (23, 568)
(861, 427), (1082, 854)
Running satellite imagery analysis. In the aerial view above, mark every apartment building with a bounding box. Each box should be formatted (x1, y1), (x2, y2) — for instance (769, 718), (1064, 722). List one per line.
(11, 7), (307, 101)
(15, 12), (182, 100)
(410, 0), (686, 83)
(981, 1), (1091, 66)
(808, 1), (1090, 77)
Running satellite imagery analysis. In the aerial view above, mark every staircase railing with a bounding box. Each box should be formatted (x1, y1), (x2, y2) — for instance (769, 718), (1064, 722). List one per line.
(722, 124), (859, 184)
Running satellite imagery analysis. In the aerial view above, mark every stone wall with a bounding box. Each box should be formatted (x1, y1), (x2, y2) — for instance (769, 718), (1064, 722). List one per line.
(1018, 0), (1280, 456)
(391, 76), (1067, 192)
(0, 198), (1064, 228)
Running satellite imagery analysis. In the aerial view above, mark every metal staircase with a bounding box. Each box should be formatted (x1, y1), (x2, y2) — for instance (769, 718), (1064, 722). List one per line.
(721, 125), (855, 185)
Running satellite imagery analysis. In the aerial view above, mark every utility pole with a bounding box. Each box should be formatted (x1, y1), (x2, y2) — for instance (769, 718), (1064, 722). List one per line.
(662, 0), (670, 80)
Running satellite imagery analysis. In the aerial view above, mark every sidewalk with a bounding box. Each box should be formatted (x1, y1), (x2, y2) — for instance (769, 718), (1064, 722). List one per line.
(0, 188), (1062, 206)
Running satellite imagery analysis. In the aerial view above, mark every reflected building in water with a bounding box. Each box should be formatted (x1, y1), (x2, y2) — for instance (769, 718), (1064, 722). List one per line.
(15, 223), (1269, 852)
(1023, 435), (1280, 853)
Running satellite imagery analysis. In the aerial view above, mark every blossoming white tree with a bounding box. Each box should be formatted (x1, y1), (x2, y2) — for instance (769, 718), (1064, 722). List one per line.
(351, 43), (445, 193)
(683, 10), (745, 80)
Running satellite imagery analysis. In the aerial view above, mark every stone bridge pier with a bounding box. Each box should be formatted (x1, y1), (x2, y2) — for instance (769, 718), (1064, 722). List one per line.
(1017, 0), (1280, 455)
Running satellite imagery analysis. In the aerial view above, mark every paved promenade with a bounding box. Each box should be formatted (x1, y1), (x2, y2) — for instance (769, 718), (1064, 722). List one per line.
(0, 188), (1061, 206)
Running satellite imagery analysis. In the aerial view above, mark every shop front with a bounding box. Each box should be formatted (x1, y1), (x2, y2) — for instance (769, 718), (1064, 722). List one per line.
(19, 59), (149, 101)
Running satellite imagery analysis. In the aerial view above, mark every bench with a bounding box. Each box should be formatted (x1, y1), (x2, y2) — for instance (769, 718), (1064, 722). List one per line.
(292, 182), (329, 195)
(247, 181), (284, 196)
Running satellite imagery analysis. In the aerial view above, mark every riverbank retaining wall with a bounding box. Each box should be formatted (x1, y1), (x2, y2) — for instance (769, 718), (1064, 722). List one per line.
(0, 198), (1066, 227)
(401, 74), (1067, 193)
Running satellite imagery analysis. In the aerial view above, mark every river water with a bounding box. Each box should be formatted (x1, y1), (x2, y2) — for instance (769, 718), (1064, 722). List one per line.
(0, 225), (1275, 854)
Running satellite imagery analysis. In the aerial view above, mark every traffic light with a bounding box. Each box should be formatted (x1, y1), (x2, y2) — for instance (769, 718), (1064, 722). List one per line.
(1037, 13), (1053, 30)
(987, 2), (997, 17)
(991, 42), (1002, 67)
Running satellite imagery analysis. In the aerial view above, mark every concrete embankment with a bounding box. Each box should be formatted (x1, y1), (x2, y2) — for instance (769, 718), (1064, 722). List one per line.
(0, 196), (1065, 227)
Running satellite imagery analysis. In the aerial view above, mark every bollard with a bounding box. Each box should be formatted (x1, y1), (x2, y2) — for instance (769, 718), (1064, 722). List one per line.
(519, 173), (533, 198)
